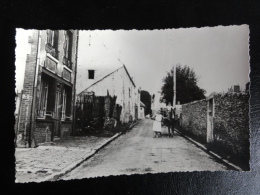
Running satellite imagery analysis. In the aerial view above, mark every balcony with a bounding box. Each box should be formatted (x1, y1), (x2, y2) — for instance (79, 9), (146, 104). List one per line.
(45, 43), (59, 59)
(63, 66), (72, 82)
(45, 55), (58, 73)
(62, 56), (73, 69)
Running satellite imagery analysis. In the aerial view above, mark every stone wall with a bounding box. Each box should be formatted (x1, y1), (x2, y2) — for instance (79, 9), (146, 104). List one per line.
(180, 99), (208, 143)
(213, 92), (249, 159)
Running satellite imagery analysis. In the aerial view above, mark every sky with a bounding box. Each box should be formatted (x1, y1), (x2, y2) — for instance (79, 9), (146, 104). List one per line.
(77, 25), (249, 96)
(15, 25), (249, 97)
(15, 29), (32, 93)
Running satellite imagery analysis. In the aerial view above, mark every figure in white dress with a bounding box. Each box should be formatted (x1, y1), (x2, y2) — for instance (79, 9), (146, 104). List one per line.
(152, 110), (164, 138)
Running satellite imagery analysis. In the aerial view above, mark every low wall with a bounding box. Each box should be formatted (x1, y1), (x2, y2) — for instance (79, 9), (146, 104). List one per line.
(181, 99), (208, 143)
(213, 92), (249, 159)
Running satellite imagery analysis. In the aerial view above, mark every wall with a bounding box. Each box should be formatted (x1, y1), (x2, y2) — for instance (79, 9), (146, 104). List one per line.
(213, 92), (249, 158)
(179, 92), (249, 163)
(34, 122), (53, 144)
(17, 30), (39, 147)
(180, 99), (208, 143)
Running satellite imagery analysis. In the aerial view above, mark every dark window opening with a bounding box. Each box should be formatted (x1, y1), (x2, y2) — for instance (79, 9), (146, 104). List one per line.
(66, 31), (73, 61)
(62, 85), (72, 120)
(53, 30), (59, 52)
(88, 70), (95, 79)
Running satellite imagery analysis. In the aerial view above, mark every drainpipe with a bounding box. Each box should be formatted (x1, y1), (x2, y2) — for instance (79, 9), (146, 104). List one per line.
(29, 30), (41, 148)
(72, 30), (79, 135)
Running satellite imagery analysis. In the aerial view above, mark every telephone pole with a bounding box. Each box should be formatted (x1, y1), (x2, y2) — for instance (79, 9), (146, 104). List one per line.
(173, 64), (176, 108)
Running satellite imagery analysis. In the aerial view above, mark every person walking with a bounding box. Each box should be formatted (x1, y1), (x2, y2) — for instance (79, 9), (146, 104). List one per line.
(165, 102), (174, 137)
(152, 110), (164, 138)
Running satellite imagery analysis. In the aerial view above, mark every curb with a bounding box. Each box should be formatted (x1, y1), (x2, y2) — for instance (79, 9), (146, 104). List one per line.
(174, 128), (243, 171)
(45, 132), (123, 181)
(129, 120), (139, 130)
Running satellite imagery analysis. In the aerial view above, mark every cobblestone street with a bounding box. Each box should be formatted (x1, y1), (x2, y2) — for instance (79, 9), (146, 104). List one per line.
(15, 136), (113, 183)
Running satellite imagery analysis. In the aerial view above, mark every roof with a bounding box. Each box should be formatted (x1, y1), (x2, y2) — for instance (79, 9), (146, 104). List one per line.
(78, 65), (136, 95)
(122, 65), (136, 87)
(140, 101), (146, 107)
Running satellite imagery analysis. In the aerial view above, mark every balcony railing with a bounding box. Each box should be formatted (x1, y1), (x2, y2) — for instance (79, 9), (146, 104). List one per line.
(37, 110), (58, 119)
(45, 56), (57, 73)
(62, 56), (73, 69)
(63, 67), (71, 82)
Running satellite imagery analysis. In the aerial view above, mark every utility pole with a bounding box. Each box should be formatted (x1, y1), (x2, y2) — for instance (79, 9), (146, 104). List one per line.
(173, 63), (176, 108)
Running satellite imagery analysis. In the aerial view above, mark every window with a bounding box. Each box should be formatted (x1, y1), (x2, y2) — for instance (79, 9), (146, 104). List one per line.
(61, 89), (67, 120)
(38, 74), (57, 119)
(129, 87), (131, 98)
(38, 74), (56, 118)
(46, 30), (59, 59)
(61, 85), (72, 121)
(64, 30), (73, 69)
(38, 74), (72, 120)
(38, 79), (49, 118)
(88, 70), (95, 79)
(54, 84), (61, 119)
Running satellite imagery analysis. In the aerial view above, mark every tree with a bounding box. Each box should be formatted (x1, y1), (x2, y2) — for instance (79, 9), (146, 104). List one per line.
(161, 64), (206, 105)
(140, 90), (152, 115)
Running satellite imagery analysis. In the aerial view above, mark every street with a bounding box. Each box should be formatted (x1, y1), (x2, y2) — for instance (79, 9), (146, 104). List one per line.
(60, 119), (227, 180)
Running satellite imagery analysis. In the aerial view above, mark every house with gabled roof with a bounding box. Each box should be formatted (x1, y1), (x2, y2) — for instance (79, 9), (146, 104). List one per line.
(75, 65), (140, 130)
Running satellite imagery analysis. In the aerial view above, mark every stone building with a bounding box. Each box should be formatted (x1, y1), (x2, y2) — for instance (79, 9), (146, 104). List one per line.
(16, 30), (79, 147)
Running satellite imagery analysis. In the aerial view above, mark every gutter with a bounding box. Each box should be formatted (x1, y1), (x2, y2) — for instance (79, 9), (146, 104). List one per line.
(72, 30), (79, 134)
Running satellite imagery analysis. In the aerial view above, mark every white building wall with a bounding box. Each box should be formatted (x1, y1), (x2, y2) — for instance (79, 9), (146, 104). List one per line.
(84, 67), (137, 123)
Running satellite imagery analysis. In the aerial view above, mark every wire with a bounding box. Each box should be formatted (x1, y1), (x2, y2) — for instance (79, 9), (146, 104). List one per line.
(94, 32), (125, 67)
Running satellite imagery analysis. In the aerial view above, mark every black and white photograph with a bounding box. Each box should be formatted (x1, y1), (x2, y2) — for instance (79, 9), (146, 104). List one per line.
(15, 25), (250, 183)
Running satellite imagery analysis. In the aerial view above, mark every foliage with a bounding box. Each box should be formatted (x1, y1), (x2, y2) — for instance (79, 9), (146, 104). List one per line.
(161, 64), (206, 104)
(140, 90), (152, 115)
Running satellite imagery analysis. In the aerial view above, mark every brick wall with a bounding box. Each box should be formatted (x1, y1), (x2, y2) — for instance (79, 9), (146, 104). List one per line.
(181, 99), (208, 143)
(17, 30), (39, 146)
(213, 92), (249, 159)
(35, 122), (53, 144)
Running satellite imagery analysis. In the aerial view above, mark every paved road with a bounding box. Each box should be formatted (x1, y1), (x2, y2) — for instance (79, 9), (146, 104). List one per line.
(60, 119), (227, 180)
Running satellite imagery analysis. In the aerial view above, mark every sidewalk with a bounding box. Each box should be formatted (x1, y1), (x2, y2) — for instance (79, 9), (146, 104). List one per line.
(15, 134), (122, 183)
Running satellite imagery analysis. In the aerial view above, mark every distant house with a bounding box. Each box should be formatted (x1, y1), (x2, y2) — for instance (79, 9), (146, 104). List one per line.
(228, 85), (241, 93)
(139, 101), (146, 119)
(76, 65), (140, 131)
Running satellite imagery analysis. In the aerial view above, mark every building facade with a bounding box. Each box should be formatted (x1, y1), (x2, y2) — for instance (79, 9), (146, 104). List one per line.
(16, 30), (79, 147)
(139, 101), (146, 119)
(75, 65), (139, 132)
